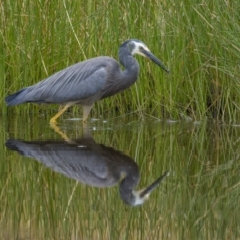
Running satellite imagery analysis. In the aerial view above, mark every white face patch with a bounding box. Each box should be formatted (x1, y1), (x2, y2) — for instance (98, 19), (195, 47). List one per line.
(131, 41), (150, 57)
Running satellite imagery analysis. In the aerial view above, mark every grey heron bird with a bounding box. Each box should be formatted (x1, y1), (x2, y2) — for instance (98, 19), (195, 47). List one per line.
(5, 130), (169, 206)
(5, 39), (169, 123)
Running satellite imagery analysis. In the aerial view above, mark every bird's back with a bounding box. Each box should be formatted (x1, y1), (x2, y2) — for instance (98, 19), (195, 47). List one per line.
(6, 56), (121, 106)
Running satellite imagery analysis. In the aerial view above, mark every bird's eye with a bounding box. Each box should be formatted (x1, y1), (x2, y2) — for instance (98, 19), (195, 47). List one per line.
(139, 46), (144, 51)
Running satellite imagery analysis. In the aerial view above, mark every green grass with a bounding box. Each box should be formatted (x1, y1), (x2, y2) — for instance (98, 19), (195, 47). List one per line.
(1, 0), (240, 122)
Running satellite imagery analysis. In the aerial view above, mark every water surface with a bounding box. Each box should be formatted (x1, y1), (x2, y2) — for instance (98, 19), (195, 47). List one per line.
(1, 115), (240, 239)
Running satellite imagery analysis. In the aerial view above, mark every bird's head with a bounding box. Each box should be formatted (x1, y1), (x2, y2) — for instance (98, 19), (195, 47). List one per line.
(120, 171), (169, 206)
(124, 39), (170, 73)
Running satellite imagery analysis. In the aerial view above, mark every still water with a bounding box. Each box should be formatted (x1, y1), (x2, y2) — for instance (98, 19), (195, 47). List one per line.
(1, 115), (240, 239)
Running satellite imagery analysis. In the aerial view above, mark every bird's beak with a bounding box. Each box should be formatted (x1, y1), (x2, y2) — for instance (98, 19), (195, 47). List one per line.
(139, 171), (169, 199)
(141, 49), (170, 73)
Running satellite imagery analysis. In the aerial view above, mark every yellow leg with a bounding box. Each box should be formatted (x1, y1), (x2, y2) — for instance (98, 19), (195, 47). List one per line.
(50, 122), (77, 144)
(50, 103), (73, 123)
(83, 105), (93, 123)
(50, 122), (71, 142)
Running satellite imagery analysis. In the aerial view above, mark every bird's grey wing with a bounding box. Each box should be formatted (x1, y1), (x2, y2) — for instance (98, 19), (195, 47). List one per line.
(5, 139), (117, 187)
(20, 57), (117, 104)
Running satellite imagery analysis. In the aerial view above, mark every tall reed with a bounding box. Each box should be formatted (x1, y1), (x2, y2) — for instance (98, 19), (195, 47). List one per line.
(1, 0), (239, 121)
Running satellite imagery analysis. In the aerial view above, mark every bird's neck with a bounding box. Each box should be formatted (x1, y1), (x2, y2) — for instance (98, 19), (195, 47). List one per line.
(119, 168), (140, 205)
(119, 51), (140, 86)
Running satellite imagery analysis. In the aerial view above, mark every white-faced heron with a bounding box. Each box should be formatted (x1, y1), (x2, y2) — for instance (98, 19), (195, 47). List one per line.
(6, 136), (169, 206)
(5, 39), (169, 123)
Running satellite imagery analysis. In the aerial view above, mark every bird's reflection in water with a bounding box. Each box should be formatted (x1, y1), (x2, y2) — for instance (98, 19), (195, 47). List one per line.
(5, 125), (169, 206)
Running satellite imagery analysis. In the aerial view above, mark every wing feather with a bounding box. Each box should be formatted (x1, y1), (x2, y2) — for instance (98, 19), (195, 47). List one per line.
(21, 56), (118, 104)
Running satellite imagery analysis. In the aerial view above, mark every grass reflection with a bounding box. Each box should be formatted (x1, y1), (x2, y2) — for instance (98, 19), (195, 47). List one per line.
(1, 118), (240, 239)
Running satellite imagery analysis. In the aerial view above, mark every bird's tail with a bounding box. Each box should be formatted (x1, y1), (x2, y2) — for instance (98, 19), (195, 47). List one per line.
(5, 139), (23, 153)
(5, 88), (27, 106)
